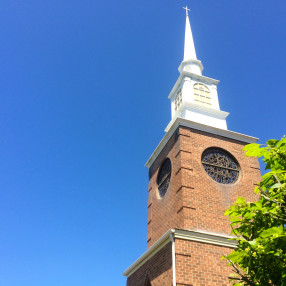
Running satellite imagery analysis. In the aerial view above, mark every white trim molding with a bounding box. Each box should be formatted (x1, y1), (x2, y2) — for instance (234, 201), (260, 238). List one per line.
(123, 229), (237, 278)
(169, 102), (229, 131)
(123, 229), (173, 278)
(169, 230), (176, 286)
(145, 117), (258, 168)
(175, 229), (237, 248)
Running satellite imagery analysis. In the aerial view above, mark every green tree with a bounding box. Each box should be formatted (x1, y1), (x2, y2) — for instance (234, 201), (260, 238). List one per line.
(224, 137), (286, 286)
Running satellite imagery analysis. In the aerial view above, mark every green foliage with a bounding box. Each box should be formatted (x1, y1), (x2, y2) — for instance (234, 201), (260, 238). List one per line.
(223, 137), (286, 286)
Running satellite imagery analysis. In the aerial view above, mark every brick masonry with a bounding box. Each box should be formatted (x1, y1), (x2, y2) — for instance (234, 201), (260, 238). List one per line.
(147, 126), (260, 248)
(126, 236), (234, 286)
(127, 242), (173, 286)
(175, 238), (233, 286)
(126, 125), (261, 286)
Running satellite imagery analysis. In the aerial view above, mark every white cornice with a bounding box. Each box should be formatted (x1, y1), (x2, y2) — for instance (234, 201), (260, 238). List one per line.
(180, 102), (229, 119)
(168, 71), (219, 99)
(165, 104), (229, 133)
(175, 229), (237, 248)
(122, 229), (173, 278)
(187, 71), (219, 85)
(145, 118), (258, 168)
(123, 229), (237, 278)
(145, 123), (176, 168)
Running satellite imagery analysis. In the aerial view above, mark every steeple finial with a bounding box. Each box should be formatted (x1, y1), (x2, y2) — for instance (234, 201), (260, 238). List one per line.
(183, 6), (197, 61)
(183, 6), (190, 16)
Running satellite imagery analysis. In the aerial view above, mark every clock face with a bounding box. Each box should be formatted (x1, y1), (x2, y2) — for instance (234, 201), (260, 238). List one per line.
(202, 148), (240, 184)
(157, 158), (172, 197)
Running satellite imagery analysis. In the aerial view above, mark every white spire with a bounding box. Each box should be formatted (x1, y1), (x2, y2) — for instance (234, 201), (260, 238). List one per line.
(179, 7), (203, 75)
(167, 6), (228, 133)
(183, 6), (197, 61)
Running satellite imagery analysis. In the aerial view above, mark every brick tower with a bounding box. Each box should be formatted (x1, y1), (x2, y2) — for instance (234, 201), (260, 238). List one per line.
(123, 7), (261, 286)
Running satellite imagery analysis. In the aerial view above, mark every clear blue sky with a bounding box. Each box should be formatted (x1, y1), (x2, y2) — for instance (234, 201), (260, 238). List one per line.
(0, 1), (285, 285)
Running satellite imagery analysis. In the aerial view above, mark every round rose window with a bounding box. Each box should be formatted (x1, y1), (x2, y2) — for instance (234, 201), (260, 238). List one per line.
(202, 148), (240, 184)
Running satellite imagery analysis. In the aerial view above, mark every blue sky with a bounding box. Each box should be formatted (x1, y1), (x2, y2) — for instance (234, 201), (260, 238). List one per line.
(0, 1), (285, 285)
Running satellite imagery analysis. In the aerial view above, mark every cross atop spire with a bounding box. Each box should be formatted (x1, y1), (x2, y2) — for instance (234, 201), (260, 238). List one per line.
(182, 6), (190, 16)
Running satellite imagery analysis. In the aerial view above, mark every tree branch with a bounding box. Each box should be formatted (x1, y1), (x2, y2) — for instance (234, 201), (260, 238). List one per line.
(227, 259), (257, 286)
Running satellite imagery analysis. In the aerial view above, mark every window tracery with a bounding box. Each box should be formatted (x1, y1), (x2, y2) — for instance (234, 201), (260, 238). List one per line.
(202, 148), (240, 184)
(157, 158), (171, 197)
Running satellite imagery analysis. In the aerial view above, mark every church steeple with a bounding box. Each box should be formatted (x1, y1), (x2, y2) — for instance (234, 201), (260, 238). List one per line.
(183, 6), (197, 61)
(124, 6), (260, 286)
(165, 7), (229, 132)
(179, 7), (203, 76)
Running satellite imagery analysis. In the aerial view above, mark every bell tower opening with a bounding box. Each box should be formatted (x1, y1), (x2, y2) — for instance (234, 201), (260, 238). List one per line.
(193, 83), (211, 107)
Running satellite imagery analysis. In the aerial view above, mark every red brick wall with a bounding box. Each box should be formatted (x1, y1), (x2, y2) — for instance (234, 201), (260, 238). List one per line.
(127, 242), (173, 286)
(147, 126), (261, 248)
(175, 238), (233, 286)
(126, 236), (234, 286)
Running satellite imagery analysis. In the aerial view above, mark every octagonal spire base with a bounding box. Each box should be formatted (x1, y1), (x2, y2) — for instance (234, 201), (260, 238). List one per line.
(178, 59), (204, 76)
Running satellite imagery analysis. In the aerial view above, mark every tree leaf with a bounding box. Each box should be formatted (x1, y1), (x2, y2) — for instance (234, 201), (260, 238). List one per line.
(270, 183), (282, 189)
(267, 139), (279, 147)
(259, 226), (283, 238)
(224, 137), (286, 285)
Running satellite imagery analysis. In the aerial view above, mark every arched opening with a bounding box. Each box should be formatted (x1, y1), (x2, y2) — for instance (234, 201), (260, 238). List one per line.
(193, 83), (211, 107)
